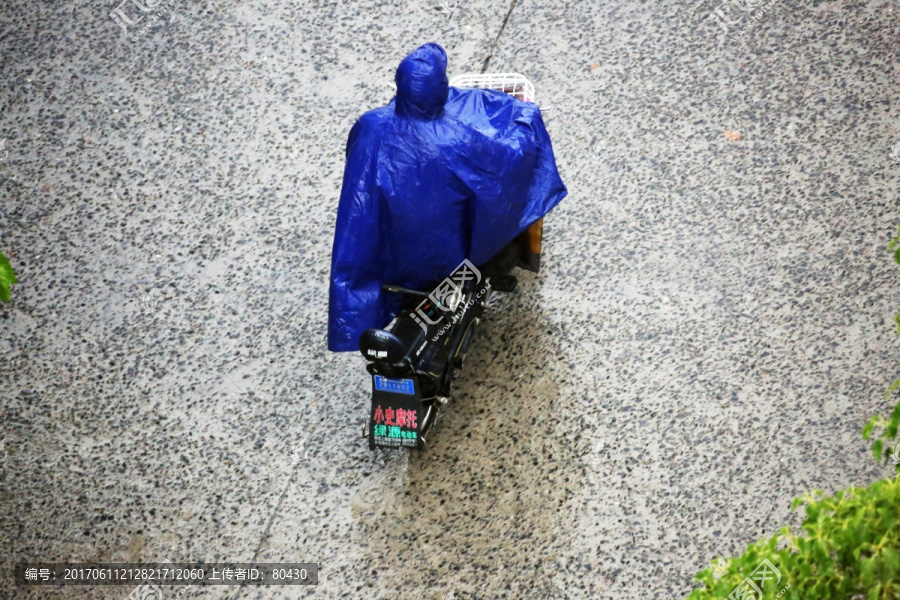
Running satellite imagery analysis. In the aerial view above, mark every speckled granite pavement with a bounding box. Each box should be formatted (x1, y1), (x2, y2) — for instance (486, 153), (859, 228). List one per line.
(1, 0), (899, 598)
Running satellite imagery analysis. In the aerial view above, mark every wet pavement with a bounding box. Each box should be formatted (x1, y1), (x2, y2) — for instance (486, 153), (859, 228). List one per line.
(1, 0), (899, 598)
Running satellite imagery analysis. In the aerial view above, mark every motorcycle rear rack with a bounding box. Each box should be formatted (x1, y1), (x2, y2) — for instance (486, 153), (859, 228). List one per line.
(449, 72), (536, 103)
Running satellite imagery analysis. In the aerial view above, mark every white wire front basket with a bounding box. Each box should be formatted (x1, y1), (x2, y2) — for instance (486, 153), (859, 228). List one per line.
(449, 73), (535, 103)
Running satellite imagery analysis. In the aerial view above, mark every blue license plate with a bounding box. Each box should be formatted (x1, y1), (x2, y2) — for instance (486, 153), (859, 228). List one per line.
(373, 376), (415, 395)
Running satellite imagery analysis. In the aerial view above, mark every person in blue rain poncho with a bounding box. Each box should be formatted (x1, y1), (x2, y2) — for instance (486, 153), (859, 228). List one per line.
(328, 42), (567, 352)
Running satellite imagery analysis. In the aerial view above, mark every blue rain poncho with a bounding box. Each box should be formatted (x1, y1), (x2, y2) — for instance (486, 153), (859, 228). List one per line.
(328, 42), (567, 351)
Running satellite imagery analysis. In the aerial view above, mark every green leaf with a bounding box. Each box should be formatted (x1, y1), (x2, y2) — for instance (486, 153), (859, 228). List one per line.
(888, 379), (900, 400)
(0, 251), (15, 303)
(874, 439), (884, 462)
(864, 417), (879, 440)
(883, 547), (899, 575)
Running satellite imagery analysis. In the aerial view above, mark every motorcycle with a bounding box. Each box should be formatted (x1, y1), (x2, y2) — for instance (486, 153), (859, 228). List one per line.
(358, 73), (544, 450)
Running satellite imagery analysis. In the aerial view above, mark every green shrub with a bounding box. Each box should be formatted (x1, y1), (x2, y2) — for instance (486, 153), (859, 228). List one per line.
(686, 230), (900, 599)
(892, 228), (900, 296)
(867, 225), (900, 470)
(686, 474), (900, 599)
(864, 403), (900, 472)
(0, 251), (15, 302)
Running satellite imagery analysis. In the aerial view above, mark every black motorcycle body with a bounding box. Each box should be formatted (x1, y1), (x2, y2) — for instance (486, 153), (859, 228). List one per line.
(358, 221), (542, 450)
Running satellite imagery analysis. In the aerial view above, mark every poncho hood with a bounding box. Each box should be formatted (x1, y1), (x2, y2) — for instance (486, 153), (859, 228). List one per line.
(395, 42), (449, 119)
